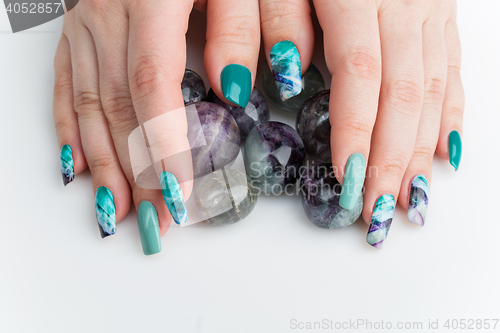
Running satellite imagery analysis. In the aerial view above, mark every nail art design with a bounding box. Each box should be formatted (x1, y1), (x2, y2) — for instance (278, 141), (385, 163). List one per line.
(138, 201), (161, 256)
(160, 171), (188, 225)
(366, 194), (395, 249)
(407, 175), (429, 226)
(60, 144), (74, 186)
(95, 186), (116, 238)
(339, 153), (366, 210)
(448, 130), (462, 171)
(270, 41), (302, 101)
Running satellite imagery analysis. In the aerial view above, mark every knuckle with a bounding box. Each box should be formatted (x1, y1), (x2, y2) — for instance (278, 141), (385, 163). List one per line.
(444, 105), (464, 119)
(101, 92), (135, 123)
(73, 90), (102, 113)
(129, 55), (165, 100)
(54, 118), (72, 135)
(413, 144), (436, 160)
(343, 50), (381, 82)
(424, 77), (446, 103)
(337, 116), (373, 139)
(386, 78), (423, 105)
(378, 153), (408, 177)
(211, 14), (259, 49)
(260, 1), (308, 32)
(53, 70), (73, 96)
(88, 154), (116, 175)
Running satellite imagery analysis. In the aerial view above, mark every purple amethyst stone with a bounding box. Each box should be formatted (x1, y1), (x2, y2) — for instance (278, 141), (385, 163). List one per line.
(244, 121), (306, 195)
(296, 90), (331, 163)
(300, 163), (363, 229)
(187, 102), (241, 178)
(207, 88), (270, 140)
(182, 69), (206, 105)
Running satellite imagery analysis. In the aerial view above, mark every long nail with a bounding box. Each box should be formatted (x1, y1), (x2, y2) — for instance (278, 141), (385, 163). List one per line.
(448, 130), (462, 171)
(407, 175), (429, 226)
(60, 144), (74, 186)
(366, 194), (395, 249)
(339, 153), (366, 210)
(137, 201), (161, 255)
(160, 171), (188, 225)
(95, 186), (116, 238)
(270, 40), (302, 101)
(220, 64), (252, 108)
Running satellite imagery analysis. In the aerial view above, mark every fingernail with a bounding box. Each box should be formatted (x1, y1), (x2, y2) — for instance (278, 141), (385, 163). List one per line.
(407, 174), (429, 226)
(270, 40), (302, 101)
(95, 186), (116, 238)
(339, 153), (366, 210)
(366, 194), (395, 249)
(137, 201), (161, 255)
(60, 144), (74, 186)
(160, 171), (188, 225)
(448, 130), (462, 171)
(220, 64), (252, 108)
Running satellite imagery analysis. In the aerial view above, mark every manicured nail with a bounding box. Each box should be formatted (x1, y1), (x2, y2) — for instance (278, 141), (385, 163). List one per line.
(407, 174), (429, 226)
(448, 130), (462, 171)
(339, 153), (366, 210)
(220, 64), (252, 108)
(160, 171), (188, 225)
(270, 40), (302, 101)
(366, 194), (395, 249)
(95, 186), (116, 238)
(60, 144), (74, 186)
(137, 201), (161, 255)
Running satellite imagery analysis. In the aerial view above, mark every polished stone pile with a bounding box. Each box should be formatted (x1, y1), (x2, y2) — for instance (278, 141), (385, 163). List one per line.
(182, 69), (206, 105)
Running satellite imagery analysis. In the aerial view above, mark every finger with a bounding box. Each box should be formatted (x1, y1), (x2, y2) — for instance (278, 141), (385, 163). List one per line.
(86, 4), (167, 254)
(204, 0), (260, 106)
(128, 1), (193, 225)
(260, 0), (313, 100)
(65, 16), (131, 238)
(363, 6), (426, 248)
(436, 14), (464, 171)
(53, 33), (87, 186)
(400, 15), (448, 226)
(313, 0), (381, 210)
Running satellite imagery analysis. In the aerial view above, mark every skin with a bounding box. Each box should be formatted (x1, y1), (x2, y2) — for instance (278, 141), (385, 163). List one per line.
(53, 0), (463, 241)
(260, 0), (464, 225)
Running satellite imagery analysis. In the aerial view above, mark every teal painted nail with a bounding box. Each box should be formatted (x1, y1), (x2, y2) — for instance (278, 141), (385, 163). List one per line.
(448, 130), (462, 171)
(160, 171), (188, 224)
(137, 201), (161, 255)
(270, 40), (302, 101)
(95, 186), (116, 238)
(220, 64), (252, 108)
(60, 145), (74, 186)
(339, 153), (366, 210)
(366, 194), (395, 249)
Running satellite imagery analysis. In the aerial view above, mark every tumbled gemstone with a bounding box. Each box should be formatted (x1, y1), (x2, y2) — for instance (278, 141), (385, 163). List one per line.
(207, 88), (270, 140)
(296, 90), (331, 163)
(194, 169), (258, 225)
(182, 69), (206, 105)
(259, 63), (325, 113)
(188, 102), (241, 179)
(299, 163), (363, 229)
(244, 121), (306, 195)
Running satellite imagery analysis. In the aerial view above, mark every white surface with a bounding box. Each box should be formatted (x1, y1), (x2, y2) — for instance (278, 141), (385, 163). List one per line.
(1, 2), (500, 332)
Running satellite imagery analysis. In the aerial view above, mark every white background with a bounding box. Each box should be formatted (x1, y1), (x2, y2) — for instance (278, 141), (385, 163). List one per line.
(1, 1), (499, 332)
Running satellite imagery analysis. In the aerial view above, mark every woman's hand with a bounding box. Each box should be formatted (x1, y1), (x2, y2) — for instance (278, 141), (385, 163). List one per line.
(260, 0), (464, 247)
(53, 0), (260, 254)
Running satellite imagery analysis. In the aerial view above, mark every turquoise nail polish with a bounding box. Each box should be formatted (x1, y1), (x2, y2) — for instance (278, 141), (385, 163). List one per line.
(270, 40), (302, 101)
(339, 153), (366, 210)
(220, 64), (252, 108)
(366, 194), (395, 249)
(137, 201), (161, 256)
(95, 186), (116, 238)
(407, 174), (429, 226)
(60, 144), (74, 186)
(160, 171), (188, 224)
(448, 130), (462, 171)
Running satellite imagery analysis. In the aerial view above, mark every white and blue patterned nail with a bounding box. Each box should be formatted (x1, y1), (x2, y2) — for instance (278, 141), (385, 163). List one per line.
(407, 175), (429, 226)
(160, 171), (188, 225)
(95, 186), (116, 238)
(60, 144), (74, 186)
(270, 40), (302, 101)
(366, 194), (395, 249)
